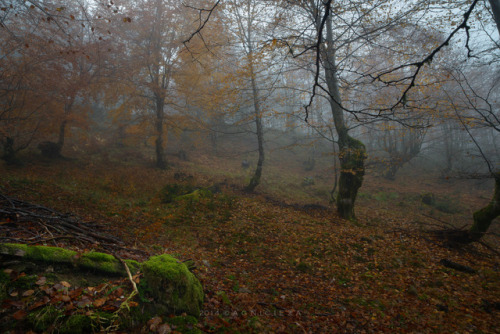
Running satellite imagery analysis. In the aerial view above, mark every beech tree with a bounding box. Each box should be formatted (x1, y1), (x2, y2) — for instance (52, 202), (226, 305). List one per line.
(440, 66), (500, 242)
(224, 0), (275, 191)
(1, 0), (112, 159)
(107, 0), (190, 169)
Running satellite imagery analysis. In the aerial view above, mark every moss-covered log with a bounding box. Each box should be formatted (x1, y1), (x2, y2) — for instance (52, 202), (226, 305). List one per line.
(469, 172), (500, 241)
(0, 243), (141, 276)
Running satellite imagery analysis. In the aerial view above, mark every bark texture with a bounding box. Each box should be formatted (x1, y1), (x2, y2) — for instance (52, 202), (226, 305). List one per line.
(469, 172), (500, 241)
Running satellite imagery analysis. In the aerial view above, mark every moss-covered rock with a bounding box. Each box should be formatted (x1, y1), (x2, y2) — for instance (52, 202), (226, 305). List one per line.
(159, 184), (195, 203)
(177, 188), (212, 202)
(141, 254), (203, 317)
(166, 315), (202, 334)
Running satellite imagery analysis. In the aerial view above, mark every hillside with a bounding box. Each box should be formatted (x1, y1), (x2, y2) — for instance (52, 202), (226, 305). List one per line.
(0, 150), (499, 333)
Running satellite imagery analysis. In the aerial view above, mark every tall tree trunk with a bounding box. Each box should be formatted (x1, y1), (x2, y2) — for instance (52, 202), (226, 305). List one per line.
(2, 137), (16, 163)
(56, 97), (74, 157)
(488, 0), (500, 36)
(246, 60), (265, 192)
(57, 120), (67, 151)
(155, 96), (167, 169)
(463, 1), (500, 241)
(323, 16), (366, 220)
(468, 172), (500, 241)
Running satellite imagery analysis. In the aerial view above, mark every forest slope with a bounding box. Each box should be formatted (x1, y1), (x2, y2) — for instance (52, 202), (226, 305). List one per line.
(0, 155), (499, 333)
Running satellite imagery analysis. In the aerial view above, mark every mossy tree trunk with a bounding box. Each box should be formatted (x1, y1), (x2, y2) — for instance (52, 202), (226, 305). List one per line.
(469, 172), (500, 241)
(336, 137), (366, 220)
(322, 15), (366, 220)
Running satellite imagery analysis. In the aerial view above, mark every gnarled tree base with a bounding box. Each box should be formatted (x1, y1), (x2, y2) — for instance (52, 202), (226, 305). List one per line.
(336, 136), (366, 220)
(468, 172), (500, 242)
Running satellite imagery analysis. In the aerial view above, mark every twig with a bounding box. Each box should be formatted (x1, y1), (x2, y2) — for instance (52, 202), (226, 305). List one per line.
(109, 250), (138, 294)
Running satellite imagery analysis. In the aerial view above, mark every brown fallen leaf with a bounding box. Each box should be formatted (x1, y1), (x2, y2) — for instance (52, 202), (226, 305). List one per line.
(28, 300), (48, 311)
(93, 298), (106, 307)
(148, 316), (162, 331)
(12, 309), (27, 320)
(22, 290), (35, 297)
(6, 299), (24, 308)
(65, 302), (75, 311)
(157, 323), (172, 334)
(69, 287), (83, 299)
(36, 277), (47, 285)
(61, 281), (71, 288)
(77, 297), (92, 308)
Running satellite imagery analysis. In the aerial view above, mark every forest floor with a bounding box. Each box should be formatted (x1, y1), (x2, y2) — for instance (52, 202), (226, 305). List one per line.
(0, 150), (499, 333)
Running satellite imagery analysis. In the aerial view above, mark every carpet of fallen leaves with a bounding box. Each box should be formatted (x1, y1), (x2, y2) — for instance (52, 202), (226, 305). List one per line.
(1, 156), (499, 333)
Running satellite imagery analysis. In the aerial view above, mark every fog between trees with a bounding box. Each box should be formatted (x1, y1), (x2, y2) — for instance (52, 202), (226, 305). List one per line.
(1, 0), (499, 239)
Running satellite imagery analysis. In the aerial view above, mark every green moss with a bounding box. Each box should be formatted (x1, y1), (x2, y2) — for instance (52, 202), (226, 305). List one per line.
(77, 251), (123, 275)
(27, 306), (62, 331)
(0, 243), (28, 257)
(0, 243), (76, 263)
(60, 315), (92, 334)
(90, 311), (115, 329)
(337, 135), (366, 220)
(124, 259), (141, 274)
(177, 189), (212, 202)
(166, 315), (201, 334)
(27, 245), (77, 263)
(159, 184), (194, 203)
(141, 254), (204, 317)
(0, 243), (141, 281)
(421, 193), (435, 205)
(142, 254), (186, 281)
(296, 262), (312, 273)
(9, 274), (37, 290)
